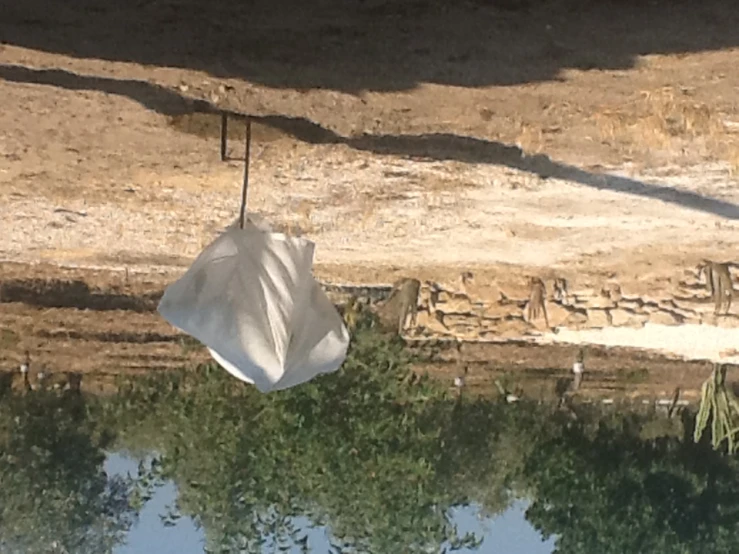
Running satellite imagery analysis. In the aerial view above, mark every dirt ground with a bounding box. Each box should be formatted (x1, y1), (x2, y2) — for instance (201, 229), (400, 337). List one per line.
(1, 0), (739, 390)
(0, 261), (726, 402)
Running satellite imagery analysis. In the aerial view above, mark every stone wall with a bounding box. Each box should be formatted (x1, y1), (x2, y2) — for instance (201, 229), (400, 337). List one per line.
(326, 265), (739, 342)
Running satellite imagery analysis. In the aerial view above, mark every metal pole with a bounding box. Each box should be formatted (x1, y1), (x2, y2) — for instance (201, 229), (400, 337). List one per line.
(220, 112), (228, 161)
(238, 118), (252, 229)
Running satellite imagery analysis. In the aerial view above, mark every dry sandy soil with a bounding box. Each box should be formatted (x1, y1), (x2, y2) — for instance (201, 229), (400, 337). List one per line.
(1, 0), (739, 391)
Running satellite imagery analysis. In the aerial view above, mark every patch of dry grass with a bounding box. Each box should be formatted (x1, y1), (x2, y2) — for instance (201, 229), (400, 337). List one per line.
(724, 137), (739, 177)
(336, 170), (475, 231)
(351, 189), (413, 228)
(514, 119), (545, 154)
(591, 86), (739, 171)
(282, 197), (319, 234)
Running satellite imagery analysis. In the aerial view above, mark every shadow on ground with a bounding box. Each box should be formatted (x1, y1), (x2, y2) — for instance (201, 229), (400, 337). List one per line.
(1, 0), (737, 92)
(0, 278), (161, 312)
(35, 329), (181, 344)
(3, 64), (739, 220)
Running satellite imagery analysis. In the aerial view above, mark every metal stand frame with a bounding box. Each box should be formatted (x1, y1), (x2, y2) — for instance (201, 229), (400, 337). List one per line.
(220, 112), (252, 230)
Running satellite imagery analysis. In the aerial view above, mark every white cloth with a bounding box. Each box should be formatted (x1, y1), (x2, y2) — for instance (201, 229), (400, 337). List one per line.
(157, 224), (350, 392)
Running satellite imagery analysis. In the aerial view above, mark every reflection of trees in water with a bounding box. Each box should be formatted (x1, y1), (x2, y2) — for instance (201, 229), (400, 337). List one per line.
(6, 316), (739, 553)
(102, 326), (481, 553)
(102, 318), (739, 554)
(525, 409), (739, 554)
(0, 392), (138, 554)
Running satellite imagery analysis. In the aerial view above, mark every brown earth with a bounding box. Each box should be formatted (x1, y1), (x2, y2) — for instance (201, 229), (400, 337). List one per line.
(0, 261), (726, 403)
(2, 0), (739, 393)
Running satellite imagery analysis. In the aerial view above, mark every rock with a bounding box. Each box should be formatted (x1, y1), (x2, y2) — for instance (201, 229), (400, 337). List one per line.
(571, 296), (591, 308)
(463, 278), (504, 305)
(610, 309), (649, 328)
(480, 302), (514, 319)
(611, 308), (649, 328)
(659, 302), (698, 319)
(610, 308), (636, 326)
(448, 324), (482, 339)
(586, 309), (612, 328)
(648, 310), (684, 326)
(700, 313), (718, 326)
(681, 314), (702, 325)
(583, 294), (617, 309)
(414, 311), (449, 334)
(564, 310), (589, 328)
(671, 297), (703, 314)
(572, 287), (598, 298)
(693, 300), (724, 316)
(443, 314), (478, 328)
(497, 319), (535, 338)
(642, 302), (665, 314)
(435, 293), (478, 314)
(479, 316), (504, 331)
(623, 317), (648, 329)
(546, 302), (572, 327)
(601, 282), (623, 302)
(619, 297), (644, 310)
(479, 330), (500, 341)
(642, 295), (664, 307)
(564, 307), (589, 321)
(715, 315), (739, 329)
(499, 281), (533, 303)
(524, 318), (550, 333)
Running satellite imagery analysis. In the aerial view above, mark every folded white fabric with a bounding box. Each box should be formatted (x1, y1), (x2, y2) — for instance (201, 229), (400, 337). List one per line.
(158, 223), (350, 392)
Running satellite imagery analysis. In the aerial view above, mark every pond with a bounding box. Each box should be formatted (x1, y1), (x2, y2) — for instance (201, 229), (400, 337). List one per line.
(106, 452), (554, 554)
(2, 321), (738, 554)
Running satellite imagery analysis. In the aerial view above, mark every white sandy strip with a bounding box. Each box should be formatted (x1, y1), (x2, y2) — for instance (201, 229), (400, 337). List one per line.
(542, 323), (739, 365)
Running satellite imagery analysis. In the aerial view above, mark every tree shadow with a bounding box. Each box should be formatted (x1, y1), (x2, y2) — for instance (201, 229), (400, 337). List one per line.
(0, 64), (212, 116)
(36, 329), (181, 343)
(3, 63), (738, 220)
(1, 0), (737, 92)
(0, 278), (161, 312)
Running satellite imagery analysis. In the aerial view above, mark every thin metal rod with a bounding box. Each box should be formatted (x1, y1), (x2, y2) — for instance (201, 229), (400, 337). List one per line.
(220, 112), (228, 161)
(238, 118), (252, 230)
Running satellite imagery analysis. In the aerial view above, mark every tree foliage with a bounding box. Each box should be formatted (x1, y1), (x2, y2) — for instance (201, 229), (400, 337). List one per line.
(524, 410), (739, 554)
(103, 316), (479, 553)
(694, 365), (739, 454)
(6, 316), (739, 554)
(0, 392), (138, 554)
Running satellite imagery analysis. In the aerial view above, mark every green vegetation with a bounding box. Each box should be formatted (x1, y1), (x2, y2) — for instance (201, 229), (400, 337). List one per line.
(3, 314), (739, 553)
(526, 410), (739, 554)
(694, 364), (739, 454)
(101, 315), (476, 553)
(0, 328), (19, 349)
(178, 334), (205, 355)
(616, 367), (650, 384)
(0, 391), (138, 554)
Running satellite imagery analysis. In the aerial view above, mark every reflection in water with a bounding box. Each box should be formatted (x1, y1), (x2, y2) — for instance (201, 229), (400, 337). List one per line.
(106, 454), (205, 554)
(3, 319), (739, 553)
(0, 392), (138, 554)
(107, 452), (553, 554)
